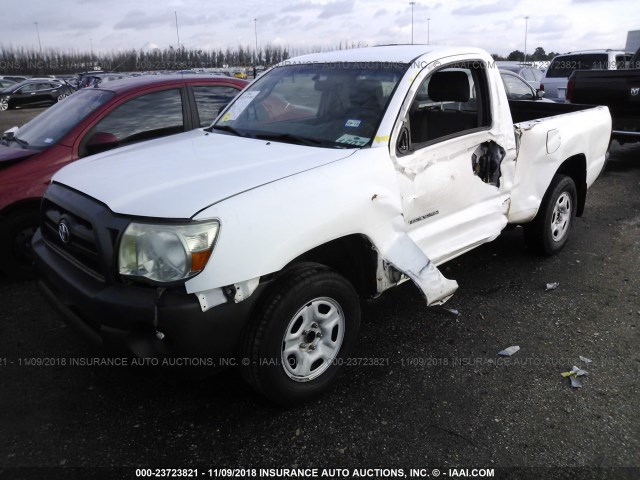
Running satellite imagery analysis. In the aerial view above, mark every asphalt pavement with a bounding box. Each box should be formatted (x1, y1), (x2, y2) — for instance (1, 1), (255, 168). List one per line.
(0, 107), (639, 480)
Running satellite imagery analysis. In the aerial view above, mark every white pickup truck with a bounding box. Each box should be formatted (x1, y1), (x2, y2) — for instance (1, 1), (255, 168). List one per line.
(33, 46), (611, 404)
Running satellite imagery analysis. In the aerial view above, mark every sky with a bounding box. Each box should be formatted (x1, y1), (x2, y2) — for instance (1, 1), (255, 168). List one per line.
(2, 0), (640, 57)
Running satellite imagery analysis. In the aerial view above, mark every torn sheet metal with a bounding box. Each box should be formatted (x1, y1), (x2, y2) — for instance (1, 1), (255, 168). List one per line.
(233, 277), (260, 303)
(196, 288), (227, 312)
(382, 232), (458, 305)
(195, 277), (260, 312)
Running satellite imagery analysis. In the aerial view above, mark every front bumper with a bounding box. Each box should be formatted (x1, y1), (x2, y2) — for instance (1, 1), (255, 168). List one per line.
(33, 228), (265, 360)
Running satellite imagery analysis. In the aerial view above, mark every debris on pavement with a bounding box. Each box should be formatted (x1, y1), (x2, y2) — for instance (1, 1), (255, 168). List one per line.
(579, 356), (593, 364)
(436, 306), (460, 317)
(561, 366), (590, 388)
(498, 346), (520, 356)
(545, 282), (560, 291)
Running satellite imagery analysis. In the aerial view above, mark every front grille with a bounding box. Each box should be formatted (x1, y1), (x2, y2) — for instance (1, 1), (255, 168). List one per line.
(39, 183), (133, 283)
(41, 197), (104, 280)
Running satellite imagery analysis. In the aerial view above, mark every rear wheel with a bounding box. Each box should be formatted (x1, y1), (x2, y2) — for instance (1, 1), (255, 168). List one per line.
(0, 209), (40, 280)
(57, 94), (67, 102)
(241, 263), (360, 405)
(524, 174), (577, 255)
(0, 98), (9, 111)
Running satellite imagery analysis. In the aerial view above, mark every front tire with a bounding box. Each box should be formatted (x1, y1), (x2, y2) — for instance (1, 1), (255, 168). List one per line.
(241, 263), (361, 405)
(0, 209), (40, 280)
(524, 174), (577, 255)
(57, 94), (67, 102)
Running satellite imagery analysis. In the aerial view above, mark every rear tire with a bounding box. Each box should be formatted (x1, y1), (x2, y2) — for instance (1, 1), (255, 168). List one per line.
(524, 174), (577, 255)
(0, 209), (40, 280)
(0, 98), (9, 111)
(241, 263), (360, 405)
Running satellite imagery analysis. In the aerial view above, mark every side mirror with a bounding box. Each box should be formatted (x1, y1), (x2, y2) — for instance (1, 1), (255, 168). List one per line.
(536, 89), (545, 99)
(396, 126), (411, 155)
(86, 132), (119, 154)
(3, 126), (19, 140)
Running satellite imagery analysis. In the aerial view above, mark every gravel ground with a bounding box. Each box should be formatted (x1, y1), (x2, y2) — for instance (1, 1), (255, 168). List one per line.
(0, 107), (638, 480)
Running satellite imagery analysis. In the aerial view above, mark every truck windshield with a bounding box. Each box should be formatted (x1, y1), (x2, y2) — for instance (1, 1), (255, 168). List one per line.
(13, 89), (114, 150)
(546, 54), (609, 78)
(212, 62), (408, 148)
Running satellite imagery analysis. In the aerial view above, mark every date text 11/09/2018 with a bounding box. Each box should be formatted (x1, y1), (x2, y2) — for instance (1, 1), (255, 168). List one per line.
(135, 468), (495, 478)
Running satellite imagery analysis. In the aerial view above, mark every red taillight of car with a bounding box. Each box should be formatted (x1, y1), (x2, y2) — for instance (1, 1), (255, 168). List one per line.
(540, 82), (544, 91)
(566, 77), (575, 103)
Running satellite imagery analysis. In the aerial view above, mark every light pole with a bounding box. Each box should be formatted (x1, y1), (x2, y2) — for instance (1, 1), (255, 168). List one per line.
(175, 11), (181, 49)
(34, 22), (43, 58)
(254, 18), (258, 68)
(427, 17), (430, 45)
(409, 2), (416, 44)
(524, 16), (529, 64)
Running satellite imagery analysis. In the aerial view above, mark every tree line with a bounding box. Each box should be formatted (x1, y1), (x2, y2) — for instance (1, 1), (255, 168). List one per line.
(492, 47), (560, 62)
(0, 43), (558, 76)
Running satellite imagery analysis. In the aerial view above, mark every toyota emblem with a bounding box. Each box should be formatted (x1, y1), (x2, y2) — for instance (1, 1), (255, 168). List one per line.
(58, 221), (71, 244)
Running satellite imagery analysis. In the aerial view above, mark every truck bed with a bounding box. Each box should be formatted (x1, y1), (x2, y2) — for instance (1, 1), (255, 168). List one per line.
(508, 100), (597, 124)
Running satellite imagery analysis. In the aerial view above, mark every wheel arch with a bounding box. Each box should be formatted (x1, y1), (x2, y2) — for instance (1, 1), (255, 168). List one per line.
(0, 198), (42, 222)
(556, 154), (587, 217)
(277, 234), (379, 299)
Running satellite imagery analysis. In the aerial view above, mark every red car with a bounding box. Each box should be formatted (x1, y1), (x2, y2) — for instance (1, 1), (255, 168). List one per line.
(0, 74), (248, 278)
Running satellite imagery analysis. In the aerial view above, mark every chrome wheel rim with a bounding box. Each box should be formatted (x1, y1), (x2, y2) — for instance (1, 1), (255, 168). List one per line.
(0, 99), (8, 111)
(551, 192), (571, 242)
(57, 94), (67, 102)
(281, 297), (345, 382)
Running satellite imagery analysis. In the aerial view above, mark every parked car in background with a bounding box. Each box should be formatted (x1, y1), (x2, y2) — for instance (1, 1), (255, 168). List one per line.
(0, 79), (17, 89)
(0, 76), (28, 83)
(542, 49), (632, 102)
(0, 79), (73, 111)
(499, 70), (552, 102)
(233, 70), (248, 79)
(496, 62), (545, 90)
(79, 73), (133, 88)
(0, 75), (247, 278)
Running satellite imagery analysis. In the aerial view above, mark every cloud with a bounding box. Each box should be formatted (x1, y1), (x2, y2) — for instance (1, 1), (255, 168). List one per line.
(114, 10), (171, 30)
(275, 15), (303, 27)
(67, 20), (102, 30)
(318, 0), (355, 19)
(452, 0), (520, 15)
(528, 16), (570, 34)
(281, 2), (321, 13)
(374, 8), (388, 18)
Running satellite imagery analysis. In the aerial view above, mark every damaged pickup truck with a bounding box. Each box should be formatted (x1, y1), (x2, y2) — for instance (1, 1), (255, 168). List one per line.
(33, 46), (612, 404)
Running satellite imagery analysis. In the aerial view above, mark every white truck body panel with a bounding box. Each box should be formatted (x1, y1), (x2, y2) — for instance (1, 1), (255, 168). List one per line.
(50, 46), (612, 307)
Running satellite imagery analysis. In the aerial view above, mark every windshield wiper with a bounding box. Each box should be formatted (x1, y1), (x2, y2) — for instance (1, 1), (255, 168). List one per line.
(252, 132), (324, 147)
(210, 124), (247, 137)
(13, 137), (29, 148)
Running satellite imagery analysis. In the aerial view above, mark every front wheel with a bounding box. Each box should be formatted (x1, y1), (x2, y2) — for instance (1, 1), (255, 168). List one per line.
(0, 98), (9, 111)
(0, 209), (40, 280)
(241, 263), (361, 405)
(524, 174), (577, 255)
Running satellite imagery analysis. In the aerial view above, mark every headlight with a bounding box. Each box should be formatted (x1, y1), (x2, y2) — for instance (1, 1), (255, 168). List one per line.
(118, 220), (220, 283)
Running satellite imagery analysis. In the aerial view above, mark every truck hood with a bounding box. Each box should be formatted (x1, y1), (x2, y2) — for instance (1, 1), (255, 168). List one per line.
(52, 129), (356, 218)
(0, 144), (39, 167)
